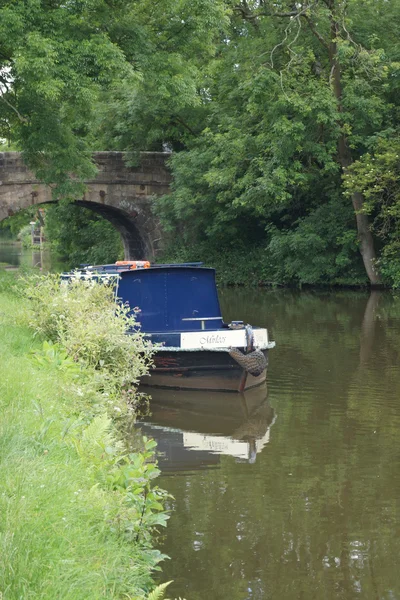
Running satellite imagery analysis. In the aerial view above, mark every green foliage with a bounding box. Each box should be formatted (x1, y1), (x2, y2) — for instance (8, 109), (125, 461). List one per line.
(17, 223), (33, 248)
(0, 207), (37, 237)
(0, 0), (228, 193)
(0, 225), (14, 240)
(75, 413), (121, 459)
(144, 580), (187, 600)
(160, 194), (366, 287)
(2, 0), (400, 285)
(10, 2), (150, 172)
(0, 269), (21, 293)
(159, 238), (269, 285)
(0, 273), (170, 599)
(0, 0), (129, 195)
(21, 272), (153, 399)
(266, 198), (366, 286)
(69, 415), (171, 546)
(153, 0), (400, 286)
(146, 581), (172, 600)
(344, 135), (400, 287)
(96, 0), (229, 153)
(30, 339), (82, 374)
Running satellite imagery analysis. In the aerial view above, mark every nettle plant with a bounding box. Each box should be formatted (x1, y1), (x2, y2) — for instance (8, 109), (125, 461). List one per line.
(70, 413), (170, 543)
(22, 272), (154, 400)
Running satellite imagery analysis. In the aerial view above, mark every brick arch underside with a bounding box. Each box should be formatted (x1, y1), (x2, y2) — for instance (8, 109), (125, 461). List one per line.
(75, 200), (148, 260)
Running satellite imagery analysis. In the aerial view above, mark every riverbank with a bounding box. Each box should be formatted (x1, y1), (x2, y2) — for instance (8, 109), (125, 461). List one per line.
(0, 273), (168, 600)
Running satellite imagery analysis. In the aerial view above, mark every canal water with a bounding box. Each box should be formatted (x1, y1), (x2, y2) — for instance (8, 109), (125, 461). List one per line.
(138, 288), (400, 600)
(2, 241), (399, 599)
(0, 240), (61, 271)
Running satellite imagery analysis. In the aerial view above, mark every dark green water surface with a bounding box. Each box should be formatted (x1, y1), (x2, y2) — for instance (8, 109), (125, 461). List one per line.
(139, 289), (400, 600)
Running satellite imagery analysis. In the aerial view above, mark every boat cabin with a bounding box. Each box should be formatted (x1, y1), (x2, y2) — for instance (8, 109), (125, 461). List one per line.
(117, 266), (224, 333)
(68, 262), (227, 333)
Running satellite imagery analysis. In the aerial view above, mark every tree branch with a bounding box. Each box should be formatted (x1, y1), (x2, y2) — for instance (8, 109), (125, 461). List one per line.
(265, 3), (317, 69)
(170, 115), (197, 136)
(0, 94), (28, 123)
(233, 4), (315, 20)
(302, 14), (330, 49)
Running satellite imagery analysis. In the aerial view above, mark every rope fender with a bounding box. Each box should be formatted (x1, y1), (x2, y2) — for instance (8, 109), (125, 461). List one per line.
(228, 324), (268, 377)
(228, 347), (268, 377)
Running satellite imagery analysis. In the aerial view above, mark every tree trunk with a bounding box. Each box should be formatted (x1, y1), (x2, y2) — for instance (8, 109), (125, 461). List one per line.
(350, 190), (381, 285)
(329, 7), (381, 285)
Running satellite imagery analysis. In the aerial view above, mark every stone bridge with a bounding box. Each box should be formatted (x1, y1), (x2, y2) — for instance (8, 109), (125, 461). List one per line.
(0, 151), (172, 260)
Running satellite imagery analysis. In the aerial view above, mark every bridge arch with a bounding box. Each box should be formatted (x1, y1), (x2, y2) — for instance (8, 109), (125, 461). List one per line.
(74, 200), (147, 259)
(0, 151), (171, 260)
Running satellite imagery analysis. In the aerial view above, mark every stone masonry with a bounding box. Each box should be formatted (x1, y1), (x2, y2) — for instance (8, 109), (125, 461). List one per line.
(0, 151), (172, 260)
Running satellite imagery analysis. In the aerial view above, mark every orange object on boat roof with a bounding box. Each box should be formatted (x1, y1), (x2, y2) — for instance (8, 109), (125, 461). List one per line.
(115, 260), (151, 270)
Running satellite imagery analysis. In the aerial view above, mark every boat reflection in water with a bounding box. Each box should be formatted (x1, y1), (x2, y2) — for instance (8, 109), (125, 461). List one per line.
(137, 384), (276, 470)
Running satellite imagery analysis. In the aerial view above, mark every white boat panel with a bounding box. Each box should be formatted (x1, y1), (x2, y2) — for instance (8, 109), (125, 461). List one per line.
(180, 328), (269, 351)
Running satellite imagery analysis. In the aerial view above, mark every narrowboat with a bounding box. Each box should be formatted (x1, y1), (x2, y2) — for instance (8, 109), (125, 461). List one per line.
(68, 261), (275, 392)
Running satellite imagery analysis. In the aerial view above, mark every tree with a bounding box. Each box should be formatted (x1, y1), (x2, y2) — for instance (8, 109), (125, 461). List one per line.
(154, 0), (399, 285)
(95, 0), (229, 154)
(1, 0), (398, 285)
(0, 0), (228, 263)
(344, 134), (400, 287)
(0, 0), (138, 196)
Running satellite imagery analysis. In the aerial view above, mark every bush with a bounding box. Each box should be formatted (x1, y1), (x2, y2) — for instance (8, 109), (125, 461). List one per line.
(21, 273), (154, 401)
(18, 223), (34, 248)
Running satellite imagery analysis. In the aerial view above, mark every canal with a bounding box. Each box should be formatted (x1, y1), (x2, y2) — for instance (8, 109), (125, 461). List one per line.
(139, 288), (400, 600)
(2, 241), (400, 599)
(0, 240), (55, 270)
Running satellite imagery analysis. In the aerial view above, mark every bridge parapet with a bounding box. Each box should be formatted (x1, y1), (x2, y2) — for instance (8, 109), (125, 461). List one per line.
(0, 152), (31, 184)
(0, 151), (172, 260)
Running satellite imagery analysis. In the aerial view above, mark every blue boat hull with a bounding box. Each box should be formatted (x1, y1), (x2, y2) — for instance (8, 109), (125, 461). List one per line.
(140, 349), (269, 392)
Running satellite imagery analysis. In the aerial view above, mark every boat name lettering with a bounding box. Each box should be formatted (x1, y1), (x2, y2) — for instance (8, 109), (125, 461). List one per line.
(199, 334), (226, 345)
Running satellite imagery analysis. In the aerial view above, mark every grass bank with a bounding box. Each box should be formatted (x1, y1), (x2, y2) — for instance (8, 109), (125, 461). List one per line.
(0, 273), (169, 600)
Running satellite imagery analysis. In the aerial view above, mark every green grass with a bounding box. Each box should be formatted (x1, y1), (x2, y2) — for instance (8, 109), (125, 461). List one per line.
(0, 282), (164, 600)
